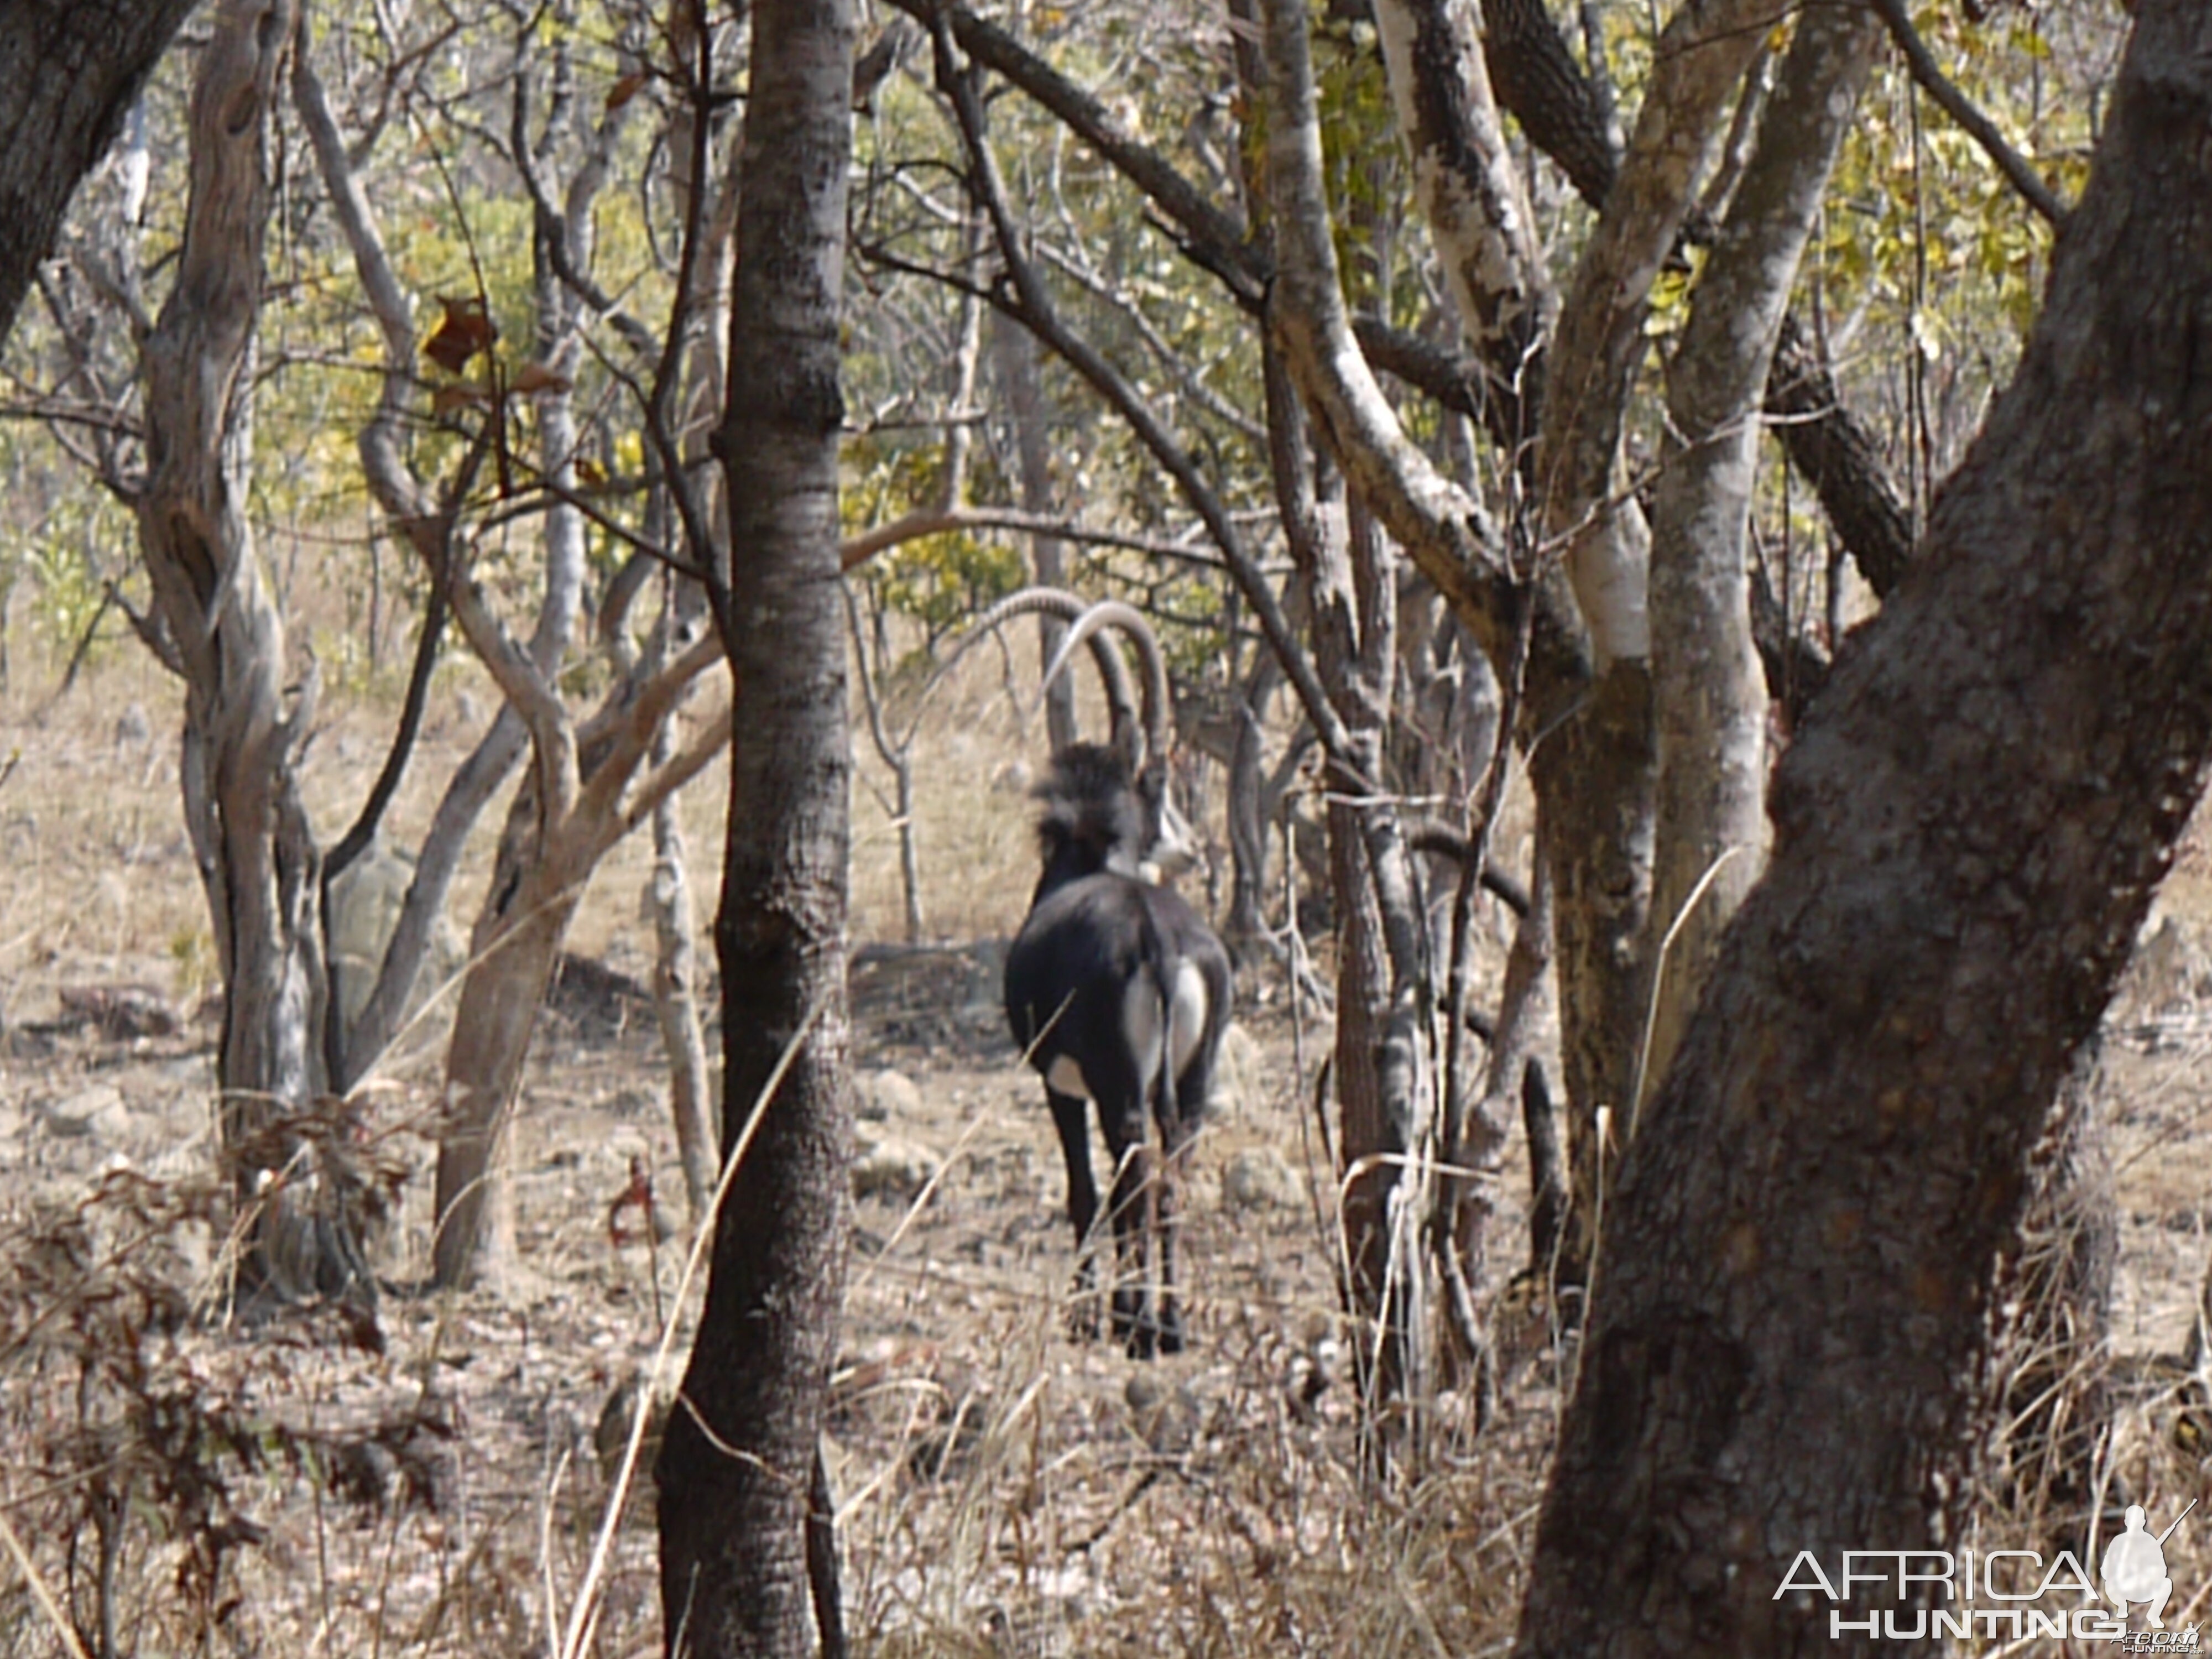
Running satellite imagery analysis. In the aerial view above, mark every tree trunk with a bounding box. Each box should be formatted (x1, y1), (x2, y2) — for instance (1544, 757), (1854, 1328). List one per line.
(992, 314), (1079, 752)
(1989, 1056), (2114, 1542)
(1517, 6), (2212, 1645)
(1223, 649), (1281, 952)
(429, 813), (582, 1286)
(1525, 671), (1651, 1286)
(650, 583), (719, 1225)
(0, 0), (199, 345)
(1641, 2), (1877, 1099)
(136, 0), (361, 1301)
(1265, 337), (1434, 1451)
(656, 0), (855, 1652)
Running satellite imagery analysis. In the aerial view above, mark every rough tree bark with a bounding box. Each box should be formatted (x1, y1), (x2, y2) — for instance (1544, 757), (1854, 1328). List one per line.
(1640, 3), (1878, 1101)
(655, 0), (855, 1651)
(1248, 9), (1448, 1444)
(0, 0), (199, 345)
(1517, 4), (2212, 1647)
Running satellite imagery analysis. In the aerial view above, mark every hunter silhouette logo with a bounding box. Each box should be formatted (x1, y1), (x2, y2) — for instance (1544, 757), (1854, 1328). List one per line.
(2105, 1501), (2194, 1631)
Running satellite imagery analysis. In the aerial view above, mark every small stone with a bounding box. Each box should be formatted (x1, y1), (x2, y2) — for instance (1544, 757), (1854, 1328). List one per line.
(1221, 1146), (1301, 1213)
(39, 1084), (129, 1140)
(1209, 1022), (1261, 1117)
(852, 1120), (942, 1201)
(853, 1068), (921, 1122)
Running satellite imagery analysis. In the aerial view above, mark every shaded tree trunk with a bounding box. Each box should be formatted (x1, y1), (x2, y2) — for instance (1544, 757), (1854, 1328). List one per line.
(1989, 1056), (2114, 1544)
(1223, 648), (1281, 951)
(0, 0), (199, 345)
(656, 0), (855, 1651)
(1261, 330), (1434, 1453)
(1517, 6), (2212, 1645)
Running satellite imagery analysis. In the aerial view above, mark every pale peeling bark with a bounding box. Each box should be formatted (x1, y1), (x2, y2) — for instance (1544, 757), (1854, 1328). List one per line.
(1256, 0), (1589, 714)
(1262, 342), (1438, 1451)
(430, 839), (580, 1281)
(657, 0), (856, 1648)
(653, 0), (735, 1226)
(1641, 3), (1879, 1102)
(430, 636), (730, 1286)
(1518, 3), (2212, 1647)
(304, 9), (729, 1279)
(1371, 0), (1552, 430)
(1538, 0), (1777, 659)
(1515, 0), (1780, 1287)
(134, 0), (358, 1299)
(649, 690), (718, 1225)
(1260, 0), (1643, 1306)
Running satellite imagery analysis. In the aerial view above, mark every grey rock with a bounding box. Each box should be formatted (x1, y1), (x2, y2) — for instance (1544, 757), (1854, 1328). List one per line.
(854, 1067), (922, 1122)
(1221, 1145), (1301, 1213)
(39, 1083), (129, 1141)
(852, 1120), (942, 1201)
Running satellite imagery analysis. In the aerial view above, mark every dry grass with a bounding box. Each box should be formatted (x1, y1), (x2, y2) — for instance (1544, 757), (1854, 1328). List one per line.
(0, 624), (2208, 1657)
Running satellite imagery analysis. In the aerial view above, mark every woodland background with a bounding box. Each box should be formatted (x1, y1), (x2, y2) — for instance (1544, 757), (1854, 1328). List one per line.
(0, 0), (2204, 1653)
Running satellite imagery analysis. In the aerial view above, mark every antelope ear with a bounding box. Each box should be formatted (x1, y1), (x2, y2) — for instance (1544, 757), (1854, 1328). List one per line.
(1147, 791), (1199, 881)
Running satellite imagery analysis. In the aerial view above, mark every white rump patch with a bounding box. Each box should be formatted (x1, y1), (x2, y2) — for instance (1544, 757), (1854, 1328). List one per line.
(1116, 962), (1210, 1105)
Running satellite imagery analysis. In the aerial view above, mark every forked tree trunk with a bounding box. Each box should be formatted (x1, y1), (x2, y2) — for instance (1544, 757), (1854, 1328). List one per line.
(135, 0), (362, 1300)
(656, 0), (855, 1651)
(1640, 1), (1876, 1099)
(1517, 6), (2212, 1645)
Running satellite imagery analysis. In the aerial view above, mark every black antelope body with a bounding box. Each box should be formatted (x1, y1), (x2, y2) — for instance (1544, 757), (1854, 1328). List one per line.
(965, 591), (1232, 1357)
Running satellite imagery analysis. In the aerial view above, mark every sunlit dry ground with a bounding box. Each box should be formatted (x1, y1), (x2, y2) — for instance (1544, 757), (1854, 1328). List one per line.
(0, 639), (2206, 1655)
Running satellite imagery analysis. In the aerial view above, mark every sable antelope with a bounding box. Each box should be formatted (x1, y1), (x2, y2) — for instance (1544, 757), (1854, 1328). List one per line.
(961, 590), (1232, 1357)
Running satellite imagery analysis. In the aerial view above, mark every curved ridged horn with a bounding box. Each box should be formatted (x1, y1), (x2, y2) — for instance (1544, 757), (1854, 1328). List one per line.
(1038, 598), (1170, 776)
(955, 587), (1141, 752)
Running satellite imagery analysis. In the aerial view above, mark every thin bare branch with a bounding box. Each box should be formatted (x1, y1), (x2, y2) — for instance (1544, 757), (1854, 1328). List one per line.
(1872, 0), (2068, 229)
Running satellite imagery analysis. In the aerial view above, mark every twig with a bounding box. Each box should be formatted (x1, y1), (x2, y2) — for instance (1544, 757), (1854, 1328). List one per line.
(0, 1501), (93, 1659)
(557, 995), (829, 1659)
(1871, 0), (2067, 228)
(35, 587), (115, 718)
